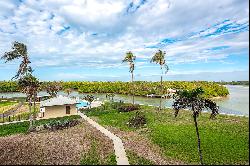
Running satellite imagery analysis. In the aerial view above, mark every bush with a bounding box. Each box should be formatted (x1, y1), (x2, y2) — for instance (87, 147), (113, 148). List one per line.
(117, 103), (140, 112)
(128, 111), (147, 128)
(43, 119), (79, 131)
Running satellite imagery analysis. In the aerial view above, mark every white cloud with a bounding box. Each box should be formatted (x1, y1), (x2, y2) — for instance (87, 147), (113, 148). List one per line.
(0, 0), (248, 81)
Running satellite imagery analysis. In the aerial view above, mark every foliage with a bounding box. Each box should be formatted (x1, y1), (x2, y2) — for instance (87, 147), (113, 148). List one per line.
(18, 74), (40, 100)
(173, 87), (219, 118)
(1, 41), (32, 79)
(42, 81), (62, 97)
(84, 103), (249, 165)
(122, 51), (136, 104)
(150, 49), (169, 73)
(217, 81), (249, 86)
(80, 137), (116, 165)
(122, 51), (136, 73)
(0, 81), (230, 98)
(0, 121), (30, 137)
(128, 111), (147, 128)
(34, 115), (81, 127)
(106, 93), (115, 101)
(64, 88), (73, 96)
(117, 103), (140, 112)
(80, 139), (101, 165)
(127, 150), (153, 165)
(38, 119), (80, 131)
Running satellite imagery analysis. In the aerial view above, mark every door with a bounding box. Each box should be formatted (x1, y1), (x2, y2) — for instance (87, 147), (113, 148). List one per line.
(66, 106), (70, 114)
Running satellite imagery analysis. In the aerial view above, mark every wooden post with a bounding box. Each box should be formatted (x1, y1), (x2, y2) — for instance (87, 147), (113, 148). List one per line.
(2, 113), (4, 123)
(9, 116), (11, 122)
(19, 115), (20, 121)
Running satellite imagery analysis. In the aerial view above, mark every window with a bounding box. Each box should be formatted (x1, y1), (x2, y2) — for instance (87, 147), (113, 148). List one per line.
(66, 106), (70, 114)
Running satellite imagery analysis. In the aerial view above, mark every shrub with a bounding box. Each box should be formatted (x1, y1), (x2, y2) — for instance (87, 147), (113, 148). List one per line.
(128, 111), (147, 128)
(41, 119), (80, 131)
(117, 103), (140, 112)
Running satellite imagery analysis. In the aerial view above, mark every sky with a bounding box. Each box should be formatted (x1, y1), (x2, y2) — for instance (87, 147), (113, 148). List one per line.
(0, 0), (249, 81)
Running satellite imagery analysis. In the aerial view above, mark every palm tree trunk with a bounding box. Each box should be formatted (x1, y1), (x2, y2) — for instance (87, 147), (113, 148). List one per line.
(193, 113), (203, 165)
(132, 72), (135, 104)
(33, 92), (36, 124)
(159, 66), (163, 110)
(28, 97), (32, 129)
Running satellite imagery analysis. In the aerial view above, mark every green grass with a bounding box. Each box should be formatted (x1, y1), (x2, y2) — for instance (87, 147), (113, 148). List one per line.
(0, 121), (30, 137)
(84, 103), (249, 165)
(0, 101), (16, 107)
(0, 115), (82, 137)
(80, 136), (116, 165)
(127, 150), (153, 165)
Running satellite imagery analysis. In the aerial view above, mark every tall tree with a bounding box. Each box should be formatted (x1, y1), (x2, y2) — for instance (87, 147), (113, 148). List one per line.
(172, 87), (219, 165)
(122, 51), (136, 104)
(1, 41), (39, 129)
(1, 41), (32, 79)
(18, 74), (40, 128)
(150, 50), (169, 110)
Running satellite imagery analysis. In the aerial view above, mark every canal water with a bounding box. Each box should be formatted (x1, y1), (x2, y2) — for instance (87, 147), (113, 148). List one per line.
(0, 85), (249, 116)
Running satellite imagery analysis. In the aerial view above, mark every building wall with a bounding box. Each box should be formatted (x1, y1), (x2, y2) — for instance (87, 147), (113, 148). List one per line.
(42, 104), (78, 119)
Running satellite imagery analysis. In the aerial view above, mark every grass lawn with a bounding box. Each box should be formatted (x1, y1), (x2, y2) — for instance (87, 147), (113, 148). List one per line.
(84, 103), (249, 165)
(0, 101), (16, 107)
(0, 101), (17, 113)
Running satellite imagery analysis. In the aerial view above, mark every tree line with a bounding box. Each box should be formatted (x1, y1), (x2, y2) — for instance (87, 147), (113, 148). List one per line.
(0, 80), (229, 98)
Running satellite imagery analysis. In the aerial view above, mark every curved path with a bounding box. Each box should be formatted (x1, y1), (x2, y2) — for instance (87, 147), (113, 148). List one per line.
(78, 112), (129, 165)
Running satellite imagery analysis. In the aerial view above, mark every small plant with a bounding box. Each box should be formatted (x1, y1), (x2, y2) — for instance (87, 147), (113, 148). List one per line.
(117, 103), (140, 112)
(43, 119), (79, 131)
(128, 111), (147, 128)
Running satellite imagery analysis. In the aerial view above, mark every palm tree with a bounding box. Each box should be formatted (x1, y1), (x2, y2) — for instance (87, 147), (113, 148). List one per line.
(172, 87), (219, 165)
(1, 41), (33, 79)
(122, 51), (136, 104)
(150, 50), (169, 110)
(18, 74), (40, 129)
(1, 41), (38, 129)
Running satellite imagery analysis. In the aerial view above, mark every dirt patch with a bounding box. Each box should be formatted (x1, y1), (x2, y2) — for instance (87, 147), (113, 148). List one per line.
(0, 121), (114, 165)
(108, 127), (184, 165)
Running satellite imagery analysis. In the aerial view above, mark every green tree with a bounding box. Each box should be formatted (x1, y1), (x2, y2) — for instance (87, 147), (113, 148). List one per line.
(1, 41), (39, 129)
(150, 50), (169, 110)
(172, 87), (219, 165)
(1, 41), (32, 79)
(122, 51), (136, 104)
(45, 81), (62, 97)
(18, 74), (40, 128)
(84, 95), (95, 108)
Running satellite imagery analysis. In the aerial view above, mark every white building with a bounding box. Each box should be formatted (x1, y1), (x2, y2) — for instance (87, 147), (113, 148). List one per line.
(39, 95), (79, 119)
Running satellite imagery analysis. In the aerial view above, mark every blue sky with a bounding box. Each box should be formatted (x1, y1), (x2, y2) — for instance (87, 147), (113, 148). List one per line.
(0, 0), (249, 81)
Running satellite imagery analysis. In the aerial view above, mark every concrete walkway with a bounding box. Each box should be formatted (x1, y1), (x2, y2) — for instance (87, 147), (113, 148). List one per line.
(78, 112), (129, 165)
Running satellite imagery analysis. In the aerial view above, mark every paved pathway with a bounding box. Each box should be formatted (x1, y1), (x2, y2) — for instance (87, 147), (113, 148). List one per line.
(78, 112), (129, 165)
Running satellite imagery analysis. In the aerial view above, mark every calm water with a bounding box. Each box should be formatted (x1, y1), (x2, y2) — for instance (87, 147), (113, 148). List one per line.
(0, 85), (249, 116)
